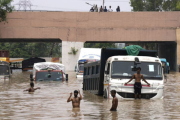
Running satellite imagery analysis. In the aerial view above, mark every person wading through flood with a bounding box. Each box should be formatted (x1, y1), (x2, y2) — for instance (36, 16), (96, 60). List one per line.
(67, 90), (82, 108)
(23, 82), (40, 92)
(125, 67), (150, 99)
(110, 90), (118, 111)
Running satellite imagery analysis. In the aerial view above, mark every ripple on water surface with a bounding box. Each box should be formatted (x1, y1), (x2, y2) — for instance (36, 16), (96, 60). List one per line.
(0, 71), (180, 119)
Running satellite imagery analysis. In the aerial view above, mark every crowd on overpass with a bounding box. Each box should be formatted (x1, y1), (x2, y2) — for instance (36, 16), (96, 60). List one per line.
(90, 5), (120, 12)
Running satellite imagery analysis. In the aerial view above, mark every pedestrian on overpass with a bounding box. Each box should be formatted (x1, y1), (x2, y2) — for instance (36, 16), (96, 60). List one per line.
(108, 6), (113, 12)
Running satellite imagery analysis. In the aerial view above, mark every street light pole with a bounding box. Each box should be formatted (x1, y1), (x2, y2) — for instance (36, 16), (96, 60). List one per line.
(103, 0), (105, 9)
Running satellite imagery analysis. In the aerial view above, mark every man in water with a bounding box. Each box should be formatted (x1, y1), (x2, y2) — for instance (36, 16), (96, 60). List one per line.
(125, 67), (150, 99)
(67, 90), (82, 108)
(23, 82), (40, 92)
(110, 90), (118, 111)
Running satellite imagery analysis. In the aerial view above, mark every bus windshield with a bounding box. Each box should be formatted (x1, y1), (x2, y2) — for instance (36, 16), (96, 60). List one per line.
(111, 61), (163, 80)
(36, 71), (63, 81)
(0, 65), (9, 75)
(78, 64), (84, 72)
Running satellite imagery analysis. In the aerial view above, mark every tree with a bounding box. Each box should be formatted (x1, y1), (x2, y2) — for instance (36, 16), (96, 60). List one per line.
(130, 0), (180, 11)
(162, 0), (178, 11)
(0, 0), (14, 22)
(130, 0), (163, 11)
(176, 0), (180, 11)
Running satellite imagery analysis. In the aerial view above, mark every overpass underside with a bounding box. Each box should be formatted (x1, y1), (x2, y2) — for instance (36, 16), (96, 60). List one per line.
(85, 41), (177, 71)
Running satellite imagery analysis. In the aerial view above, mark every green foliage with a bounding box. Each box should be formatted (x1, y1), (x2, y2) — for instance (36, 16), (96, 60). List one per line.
(162, 0), (178, 11)
(130, 0), (163, 11)
(68, 47), (78, 55)
(0, 43), (62, 58)
(176, 0), (180, 11)
(0, 0), (14, 22)
(130, 0), (180, 11)
(84, 43), (117, 48)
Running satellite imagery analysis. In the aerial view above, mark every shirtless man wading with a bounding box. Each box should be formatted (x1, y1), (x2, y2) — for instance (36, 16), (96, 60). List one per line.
(67, 90), (82, 108)
(125, 67), (150, 99)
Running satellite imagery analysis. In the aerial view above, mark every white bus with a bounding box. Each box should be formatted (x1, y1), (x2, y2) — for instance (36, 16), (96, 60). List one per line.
(76, 48), (101, 78)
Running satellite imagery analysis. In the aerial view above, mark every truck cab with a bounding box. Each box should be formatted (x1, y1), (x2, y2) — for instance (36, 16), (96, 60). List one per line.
(160, 58), (170, 74)
(35, 69), (64, 81)
(32, 62), (67, 82)
(103, 56), (164, 99)
(0, 61), (11, 81)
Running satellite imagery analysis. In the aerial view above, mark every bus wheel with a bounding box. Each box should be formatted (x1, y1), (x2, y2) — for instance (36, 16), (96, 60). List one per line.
(104, 89), (107, 99)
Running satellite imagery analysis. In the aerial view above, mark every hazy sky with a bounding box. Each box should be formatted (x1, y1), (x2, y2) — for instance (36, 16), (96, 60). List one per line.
(12, 0), (132, 12)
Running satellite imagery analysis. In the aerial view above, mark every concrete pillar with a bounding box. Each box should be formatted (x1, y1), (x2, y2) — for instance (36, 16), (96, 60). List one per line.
(176, 28), (180, 71)
(62, 41), (84, 71)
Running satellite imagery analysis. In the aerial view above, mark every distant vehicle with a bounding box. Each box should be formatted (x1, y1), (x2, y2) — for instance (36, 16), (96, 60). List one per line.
(0, 61), (12, 81)
(31, 62), (67, 81)
(76, 48), (101, 78)
(83, 48), (165, 99)
(22, 57), (46, 71)
(0, 51), (12, 80)
(160, 58), (170, 74)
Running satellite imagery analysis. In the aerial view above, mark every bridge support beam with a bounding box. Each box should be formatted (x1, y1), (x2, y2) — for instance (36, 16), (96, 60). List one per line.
(62, 41), (84, 71)
(177, 28), (180, 71)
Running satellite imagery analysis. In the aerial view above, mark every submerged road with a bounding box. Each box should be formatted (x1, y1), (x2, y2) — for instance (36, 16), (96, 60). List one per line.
(0, 71), (180, 119)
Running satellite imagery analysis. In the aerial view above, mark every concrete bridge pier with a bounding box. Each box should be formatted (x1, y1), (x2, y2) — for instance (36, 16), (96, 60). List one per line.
(177, 28), (180, 72)
(62, 41), (84, 71)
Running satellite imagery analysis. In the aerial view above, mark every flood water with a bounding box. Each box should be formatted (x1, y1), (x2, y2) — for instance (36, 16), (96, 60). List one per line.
(0, 71), (180, 120)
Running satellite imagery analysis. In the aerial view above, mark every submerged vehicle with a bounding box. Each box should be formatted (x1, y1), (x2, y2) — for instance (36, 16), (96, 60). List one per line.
(76, 48), (101, 78)
(83, 48), (165, 99)
(0, 51), (12, 80)
(31, 62), (67, 81)
(0, 61), (11, 81)
(160, 58), (170, 74)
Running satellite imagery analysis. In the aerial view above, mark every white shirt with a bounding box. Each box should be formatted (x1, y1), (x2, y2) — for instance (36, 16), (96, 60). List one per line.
(108, 8), (113, 12)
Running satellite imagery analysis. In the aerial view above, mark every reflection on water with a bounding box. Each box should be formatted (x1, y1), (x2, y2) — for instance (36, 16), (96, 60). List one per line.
(0, 71), (180, 119)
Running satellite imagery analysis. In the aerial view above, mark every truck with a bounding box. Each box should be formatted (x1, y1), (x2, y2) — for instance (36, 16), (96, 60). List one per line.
(0, 61), (12, 81)
(160, 58), (170, 74)
(76, 48), (101, 78)
(83, 48), (165, 99)
(0, 51), (12, 81)
(31, 62), (67, 82)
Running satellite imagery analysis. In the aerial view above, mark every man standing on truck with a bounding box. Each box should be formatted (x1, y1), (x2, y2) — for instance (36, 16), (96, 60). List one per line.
(67, 90), (82, 108)
(125, 67), (150, 99)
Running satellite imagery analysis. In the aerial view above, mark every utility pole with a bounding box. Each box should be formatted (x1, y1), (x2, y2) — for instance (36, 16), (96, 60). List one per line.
(155, 0), (156, 11)
(103, 0), (105, 9)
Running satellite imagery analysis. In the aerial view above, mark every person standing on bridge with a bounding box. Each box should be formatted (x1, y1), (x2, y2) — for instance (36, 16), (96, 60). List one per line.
(99, 6), (104, 12)
(116, 6), (120, 12)
(104, 6), (107, 12)
(67, 90), (82, 108)
(125, 67), (150, 99)
(108, 6), (113, 12)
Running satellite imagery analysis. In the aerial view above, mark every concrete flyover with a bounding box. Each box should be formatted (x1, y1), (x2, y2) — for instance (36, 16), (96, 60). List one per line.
(0, 11), (180, 71)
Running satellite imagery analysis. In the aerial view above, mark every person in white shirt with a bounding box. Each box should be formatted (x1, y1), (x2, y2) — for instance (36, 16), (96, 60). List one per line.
(108, 6), (113, 12)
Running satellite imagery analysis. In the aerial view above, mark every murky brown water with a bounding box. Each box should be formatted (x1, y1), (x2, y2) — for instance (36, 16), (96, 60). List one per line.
(0, 71), (180, 120)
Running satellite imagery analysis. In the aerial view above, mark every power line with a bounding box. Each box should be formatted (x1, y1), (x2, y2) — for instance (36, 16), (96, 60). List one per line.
(15, 0), (33, 11)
